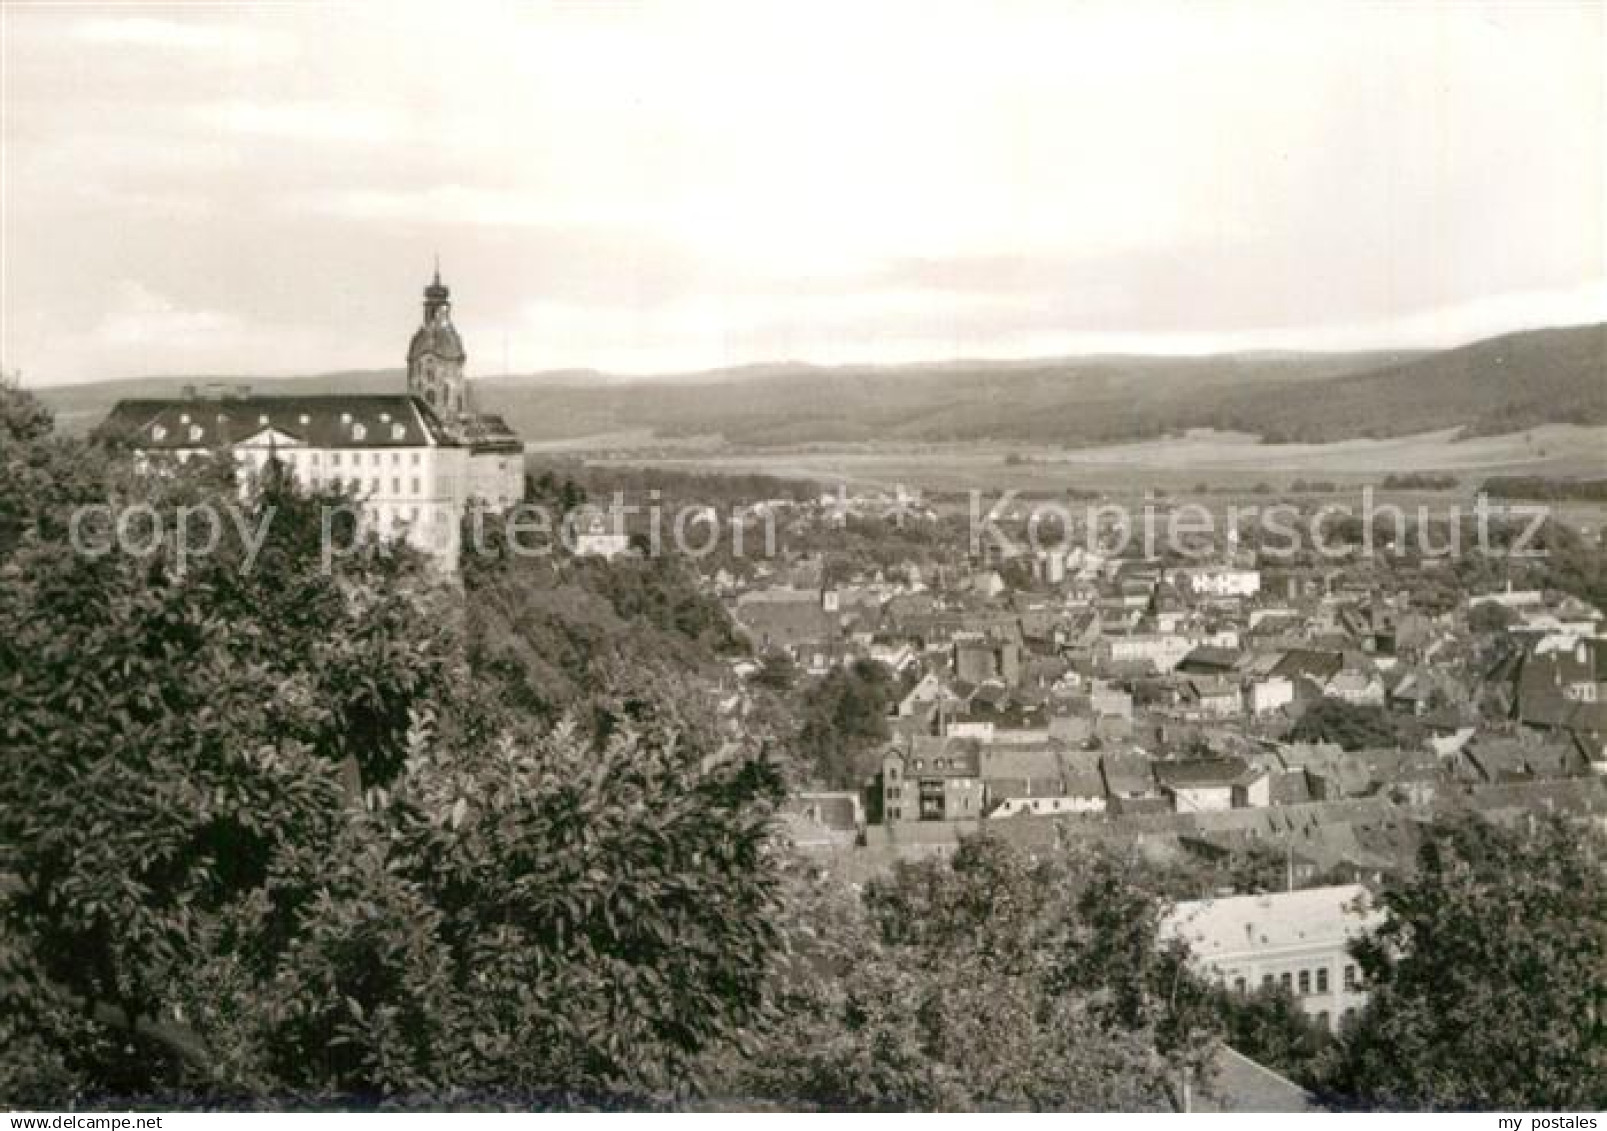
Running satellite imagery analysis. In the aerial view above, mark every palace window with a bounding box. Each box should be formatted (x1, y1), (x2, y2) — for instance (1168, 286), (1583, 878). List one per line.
(1298, 970), (1311, 996)
(411, 452), (421, 466)
(392, 478), (401, 495)
(1279, 973), (1292, 992)
(1317, 968), (1329, 993)
(1344, 964), (1358, 990)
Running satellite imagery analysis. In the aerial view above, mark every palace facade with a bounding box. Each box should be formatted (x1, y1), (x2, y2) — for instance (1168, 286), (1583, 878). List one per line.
(99, 269), (524, 564)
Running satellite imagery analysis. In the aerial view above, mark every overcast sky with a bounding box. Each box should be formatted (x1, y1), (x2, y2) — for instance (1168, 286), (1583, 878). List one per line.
(2, 1), (1603, 386)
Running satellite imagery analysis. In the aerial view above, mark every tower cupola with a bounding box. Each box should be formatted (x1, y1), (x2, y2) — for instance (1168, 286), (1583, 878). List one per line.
(407, 262), (467, 419)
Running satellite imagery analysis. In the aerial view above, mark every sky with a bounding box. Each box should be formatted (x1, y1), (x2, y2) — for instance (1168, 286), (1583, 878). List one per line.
(1, 0), (1603, 387)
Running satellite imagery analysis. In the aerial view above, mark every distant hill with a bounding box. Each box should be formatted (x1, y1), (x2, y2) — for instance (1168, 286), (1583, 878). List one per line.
(34, 323), (1605, 448)
(1198, 324), (1607, 443)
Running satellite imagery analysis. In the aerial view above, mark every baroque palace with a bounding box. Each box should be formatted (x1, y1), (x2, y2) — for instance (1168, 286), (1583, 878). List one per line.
(99, 269), (524, 562)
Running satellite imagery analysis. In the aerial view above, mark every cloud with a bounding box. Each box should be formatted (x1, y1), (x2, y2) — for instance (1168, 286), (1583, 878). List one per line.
(91, 282), (244, 350)
(294, 185), (638, 229)
(4, 2), (1603, 384)
(194, 101), (404, 145)
(72, 16), (290, 59)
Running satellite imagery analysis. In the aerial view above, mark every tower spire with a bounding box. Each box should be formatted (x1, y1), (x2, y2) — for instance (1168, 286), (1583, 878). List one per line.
(433, 251), (440, 286)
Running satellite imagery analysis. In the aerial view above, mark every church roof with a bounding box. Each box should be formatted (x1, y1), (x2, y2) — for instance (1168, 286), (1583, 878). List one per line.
(408, 323), (466, 363)
(97, 394), (456, 450)
(462, 411), (522, 453)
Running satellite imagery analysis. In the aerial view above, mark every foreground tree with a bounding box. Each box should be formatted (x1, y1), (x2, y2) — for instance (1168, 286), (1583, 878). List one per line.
(0, 439), (785, 1106)
(1324, 814), (1606, 1110)
(1216, 985), (1330, 1087)
(793, 658), (894, 787)
(720, 833), (1220, 1110)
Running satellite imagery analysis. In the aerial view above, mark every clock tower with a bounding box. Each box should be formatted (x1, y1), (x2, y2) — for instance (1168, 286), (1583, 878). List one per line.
(407, 264), (468, 419)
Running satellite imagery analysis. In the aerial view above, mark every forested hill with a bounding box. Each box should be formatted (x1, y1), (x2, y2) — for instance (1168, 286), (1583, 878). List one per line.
(1198, 323), (1607, 443)
(35, 322), (1605, 447)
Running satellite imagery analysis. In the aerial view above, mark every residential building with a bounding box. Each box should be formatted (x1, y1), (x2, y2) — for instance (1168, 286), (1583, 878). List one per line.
(878, 737), (985, 823)
(1155, 758), (1271, 812)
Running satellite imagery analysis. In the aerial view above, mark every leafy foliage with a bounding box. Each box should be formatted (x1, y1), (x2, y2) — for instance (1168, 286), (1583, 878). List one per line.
(1289, 699), (1411, 751)
(1, 376), (55, 444)
(1324, 815), (1607, 1110)
(793, 658), (894, 788)
(718, 833), (1220, 1110)
(0, 418), (787, 1106)
(1215, 985), (1330, 1087)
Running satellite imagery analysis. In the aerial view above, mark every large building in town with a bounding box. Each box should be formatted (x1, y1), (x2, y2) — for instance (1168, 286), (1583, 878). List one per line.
(1160, 884), (1384, 1032)
(98, 269), (523, 564)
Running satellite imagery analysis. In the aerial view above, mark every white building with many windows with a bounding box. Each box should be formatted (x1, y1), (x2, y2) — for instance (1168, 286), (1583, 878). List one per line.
(100, 270), (523, 565)
(1160, 884), (1384, 1033)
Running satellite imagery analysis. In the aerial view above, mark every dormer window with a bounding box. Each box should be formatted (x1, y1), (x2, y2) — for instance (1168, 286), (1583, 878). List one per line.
(151, 424), (167, 442)
(298, 414), (310, 426)
(351, 423), (367, 441)
(188, 424), (203, 442)
(179, 413), (191, 425)
(258, 414), (270, 426)
(340, 412), (352, 425)
(379, 412), (391, 423)
(391, 423), (406, 440)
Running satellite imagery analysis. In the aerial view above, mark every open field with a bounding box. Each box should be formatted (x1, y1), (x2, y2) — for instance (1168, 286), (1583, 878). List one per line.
(558, 425), (1607, 497)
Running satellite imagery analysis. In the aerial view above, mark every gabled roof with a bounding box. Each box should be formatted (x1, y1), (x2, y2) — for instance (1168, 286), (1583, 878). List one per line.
(98, 394), (454, 450)
(1100, 748), (1158, 794)
(1155, 757), (1262, 790)
(463, 411), (523, 453)
(1270, 648), (1344, 682)
(1178, 645), (1243, 674)
(891, 735), (982, 777)
(1196, 1044), (1318, 1112)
